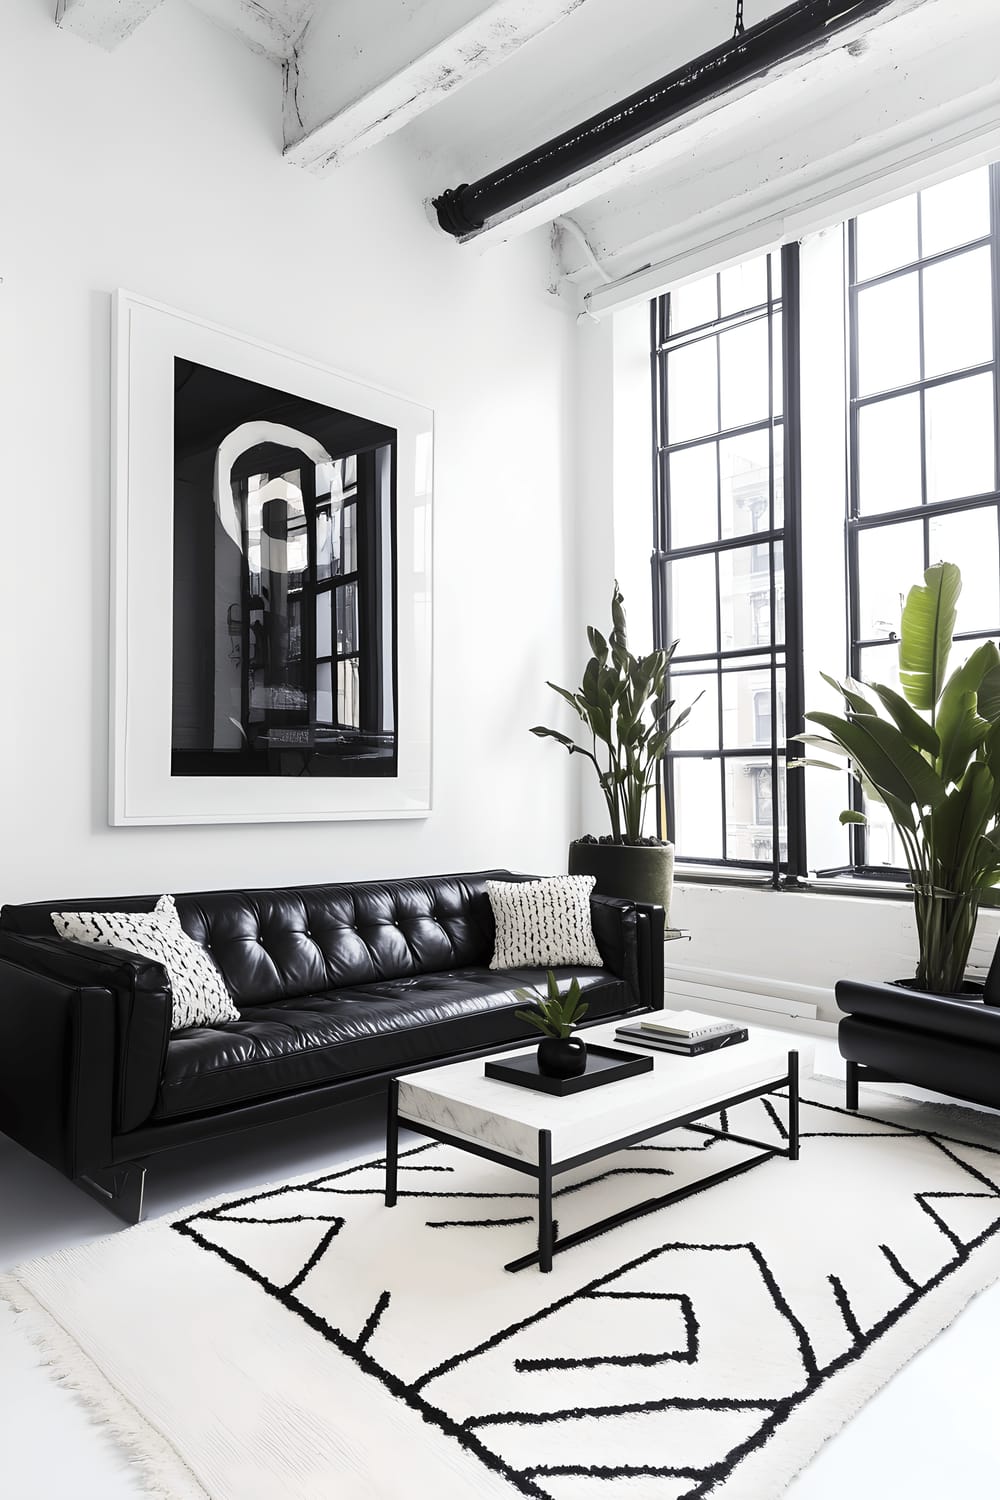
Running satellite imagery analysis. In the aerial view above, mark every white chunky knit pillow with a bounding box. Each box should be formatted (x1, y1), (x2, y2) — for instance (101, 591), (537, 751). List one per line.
(51, 894), (239, 1031)
(486, 876), (604, 970)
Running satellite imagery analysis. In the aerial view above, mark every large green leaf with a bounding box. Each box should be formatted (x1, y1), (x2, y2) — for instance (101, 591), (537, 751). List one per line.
(839, 809), (868, 824)
(928, 764), (997, 872)
(937, 690), (989, 788)
(898, 561), (961, 713)
(867, 682), (940, 758)
(978, 661), (1000, 723)
(587, 627), (609, 665)
(546, 681), (588, 723)
(806, 710), (946, 814)
(819, 671), (878, 717)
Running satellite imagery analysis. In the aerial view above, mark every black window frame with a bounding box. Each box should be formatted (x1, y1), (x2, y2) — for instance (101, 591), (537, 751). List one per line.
(841, 161), (1000, 877)
(651, 242), (807, 887)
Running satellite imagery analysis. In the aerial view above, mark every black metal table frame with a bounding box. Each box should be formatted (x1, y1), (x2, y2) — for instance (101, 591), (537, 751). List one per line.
(385, 1049), (799, 1273)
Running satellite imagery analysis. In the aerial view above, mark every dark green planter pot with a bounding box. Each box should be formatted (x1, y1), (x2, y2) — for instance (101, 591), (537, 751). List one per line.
(568, 840), (674, 918)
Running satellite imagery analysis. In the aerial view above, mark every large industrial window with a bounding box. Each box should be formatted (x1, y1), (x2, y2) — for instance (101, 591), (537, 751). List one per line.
(651, 160), (1000, 885)
(845, 164), (1000, 874)
(651, 246), (804, 882)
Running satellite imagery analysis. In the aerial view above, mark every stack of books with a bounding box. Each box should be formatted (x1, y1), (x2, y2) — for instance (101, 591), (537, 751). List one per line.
(615, 1010), (747, 1056)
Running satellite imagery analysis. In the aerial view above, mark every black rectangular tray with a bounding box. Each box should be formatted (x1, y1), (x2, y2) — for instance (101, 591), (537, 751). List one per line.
(485, 1043), (654, 1096)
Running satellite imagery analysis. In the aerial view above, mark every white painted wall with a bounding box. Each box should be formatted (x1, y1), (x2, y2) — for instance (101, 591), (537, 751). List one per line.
(0, 0), (576, 901)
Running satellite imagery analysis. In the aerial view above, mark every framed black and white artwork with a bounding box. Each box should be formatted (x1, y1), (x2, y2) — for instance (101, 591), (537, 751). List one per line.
(110, 292), (432, 824)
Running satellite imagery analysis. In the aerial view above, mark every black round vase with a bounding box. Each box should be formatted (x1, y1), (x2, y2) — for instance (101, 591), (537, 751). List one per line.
(537, 1036), (588, 1078)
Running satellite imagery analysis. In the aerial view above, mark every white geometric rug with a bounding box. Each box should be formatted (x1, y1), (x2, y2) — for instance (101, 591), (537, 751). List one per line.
(4, 1080), (1000, 1500)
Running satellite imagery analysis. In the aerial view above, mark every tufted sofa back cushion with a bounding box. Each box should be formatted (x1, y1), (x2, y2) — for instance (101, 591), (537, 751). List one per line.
(0, 871), (522, 1008)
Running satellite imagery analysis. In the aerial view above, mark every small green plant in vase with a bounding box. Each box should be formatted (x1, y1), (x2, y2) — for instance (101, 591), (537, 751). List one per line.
(515, 971), (589, 1078)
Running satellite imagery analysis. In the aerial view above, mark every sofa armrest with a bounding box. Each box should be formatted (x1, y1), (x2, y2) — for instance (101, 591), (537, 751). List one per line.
(836, 978), (1000, 1048)
(589, 895), (664, 1011)
(0, 932), (172, 1134)
(0, 955), (117, 1176)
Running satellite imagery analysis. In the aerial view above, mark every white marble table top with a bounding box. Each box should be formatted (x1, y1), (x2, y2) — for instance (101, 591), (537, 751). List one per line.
(396, 1021), (812, 1167)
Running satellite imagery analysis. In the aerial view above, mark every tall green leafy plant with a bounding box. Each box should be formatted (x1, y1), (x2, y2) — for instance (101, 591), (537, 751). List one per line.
(531, 582), (699, 842)
(797, 561), (1000, 994)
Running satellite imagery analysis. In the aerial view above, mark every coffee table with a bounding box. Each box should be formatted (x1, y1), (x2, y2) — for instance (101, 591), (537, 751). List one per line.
(385, 1020), (804, 1273)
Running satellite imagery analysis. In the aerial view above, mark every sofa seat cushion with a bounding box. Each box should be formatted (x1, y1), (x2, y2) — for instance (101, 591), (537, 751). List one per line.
(152, 967), (629, 1121)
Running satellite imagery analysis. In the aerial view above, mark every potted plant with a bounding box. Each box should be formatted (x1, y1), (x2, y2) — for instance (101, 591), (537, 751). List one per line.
(797, 561), (1000, 996)
(531, 582), (698, 914)
(515, 971), (590, 1077)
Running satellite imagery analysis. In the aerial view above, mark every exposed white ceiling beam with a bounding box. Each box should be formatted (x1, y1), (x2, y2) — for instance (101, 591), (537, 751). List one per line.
(551, 0), (1000, 306)
(187, 0), (317, 62)
(444, 0), (935, 249)
(55, 0), (164, 49)
(283, 0), (590, 175)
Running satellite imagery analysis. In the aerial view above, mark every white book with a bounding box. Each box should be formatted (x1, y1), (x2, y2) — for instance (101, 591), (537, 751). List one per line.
(640, 1010), (738, 1040)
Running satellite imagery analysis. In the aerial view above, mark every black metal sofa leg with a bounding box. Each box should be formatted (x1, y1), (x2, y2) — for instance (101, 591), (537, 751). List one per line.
(74, 1164), (147, 1225)
(845, 1060), (860, 1111)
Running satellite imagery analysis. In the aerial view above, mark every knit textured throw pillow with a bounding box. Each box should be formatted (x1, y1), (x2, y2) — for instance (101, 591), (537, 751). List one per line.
(51, 894), (239, 1031)
(486, 876), (604, 970)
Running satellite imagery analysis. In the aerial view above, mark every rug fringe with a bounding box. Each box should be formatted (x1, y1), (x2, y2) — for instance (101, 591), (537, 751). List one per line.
(0, 1273), (209, 1500)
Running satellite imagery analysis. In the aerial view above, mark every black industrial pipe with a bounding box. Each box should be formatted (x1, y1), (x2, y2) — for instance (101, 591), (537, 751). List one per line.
(433, 0), (896, 237)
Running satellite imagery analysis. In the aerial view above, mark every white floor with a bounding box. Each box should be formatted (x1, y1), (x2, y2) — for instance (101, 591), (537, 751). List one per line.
(2, 1033), (999, 1499)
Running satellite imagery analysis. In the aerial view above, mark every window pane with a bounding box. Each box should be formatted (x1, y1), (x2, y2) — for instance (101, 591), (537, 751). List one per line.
(720, 430), (775, 540)
(667, 553), (717, 656)
(721, 664), (783, 750)
(316, 660), (333, 723)
(667, 337), (718, 443)
(927, 507), (1000, 633)
(338, 659), (360, 729)
(719, 317), (770, 430)
(920, 167), (991, 258)
(925, 373), (996, 503)
(343, 502), (357, 574)
(858, 642), (903, 697)
(672, 757), (723, 859)
(720, 256), (768, 316)
(922, 247), (993, 379)
(336, 582), (358, 654)
(771, 310), (784, 421)
(857, 393), (922, 514)
(725, 757), (787, 862)
(314, 593), (332, 658)
(719, 545), (784, 650)
(669, 274), (718, 335)
(855, 194), (918, 280)
(669, 670), (719, 751)
(856, 272), (920, 395)
(857, 520), (923, 640)
(668, 443), (718, 549)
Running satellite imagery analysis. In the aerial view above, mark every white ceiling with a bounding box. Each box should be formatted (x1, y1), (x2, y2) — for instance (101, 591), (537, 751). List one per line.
(57, 0), (1000, 312)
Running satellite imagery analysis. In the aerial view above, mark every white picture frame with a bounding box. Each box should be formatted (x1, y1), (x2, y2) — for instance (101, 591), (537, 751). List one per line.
(110, 291), (432, 825)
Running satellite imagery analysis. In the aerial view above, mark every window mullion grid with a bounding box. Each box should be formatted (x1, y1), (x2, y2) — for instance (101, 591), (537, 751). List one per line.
(654, 256), (792, 872)
(714, 315), (726, 862)
(845, 217), (867, 867)
(766, 253), (780, 888)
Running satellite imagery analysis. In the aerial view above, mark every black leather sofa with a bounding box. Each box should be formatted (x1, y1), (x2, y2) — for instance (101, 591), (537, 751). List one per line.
(0, 869), (662, 1222)
(836, 977), (1000, 1111)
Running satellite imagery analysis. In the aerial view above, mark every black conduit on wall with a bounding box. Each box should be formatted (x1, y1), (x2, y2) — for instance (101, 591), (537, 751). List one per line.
(433, 0), (897, 237)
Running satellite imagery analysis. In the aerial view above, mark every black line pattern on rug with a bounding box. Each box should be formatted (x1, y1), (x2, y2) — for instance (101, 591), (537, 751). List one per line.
(171, 1220), (551, 1500)
(465, 1394), (779, 1431)
(426, 1215), (534, 1229)
(761, 1097), (789, 1140)
(515, 1291), (697, 1373)
(828, 1273), (862, 1342)
(171, 1090), (1000, 1500)
(880, 1244), (918, 1292)
(356, 1291), (391, 1352)
(284, 1222), (344, 1295)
